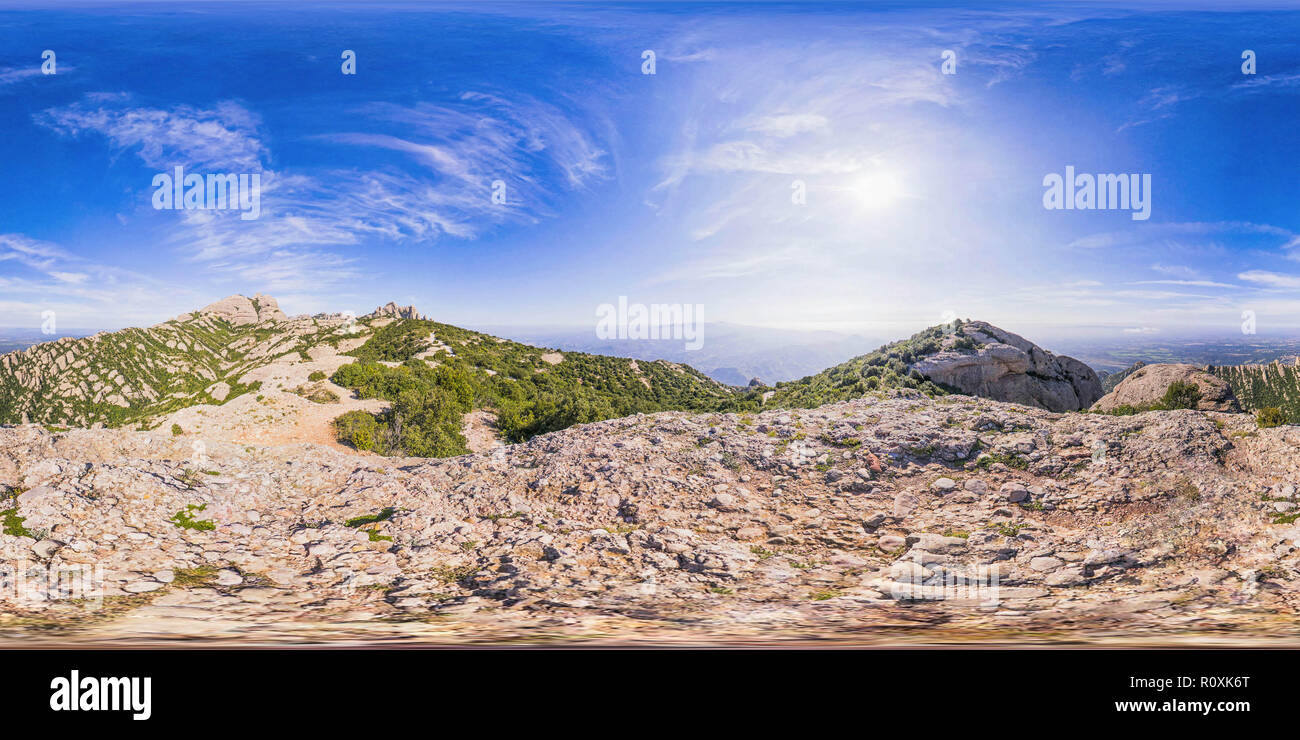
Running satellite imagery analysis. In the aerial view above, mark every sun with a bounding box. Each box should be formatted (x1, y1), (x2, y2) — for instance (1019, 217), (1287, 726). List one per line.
(849, 170), (904, 210)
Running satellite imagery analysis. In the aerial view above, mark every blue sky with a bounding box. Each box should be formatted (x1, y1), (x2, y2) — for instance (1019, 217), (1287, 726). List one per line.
(2, 1), (1299, 339)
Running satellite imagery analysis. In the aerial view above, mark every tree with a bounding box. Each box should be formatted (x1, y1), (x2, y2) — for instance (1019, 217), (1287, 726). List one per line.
(1159, 380), (1202, 410)
(1258, 407), (1287, 428)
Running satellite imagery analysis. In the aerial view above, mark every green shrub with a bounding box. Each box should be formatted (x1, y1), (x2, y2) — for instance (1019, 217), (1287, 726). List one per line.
(325, 318), (753, 459)
(334, 410), (381, 452)
(308, 370), (327, 382)
(170, 503), (215, 531)
(1160, 380), (1202, 410)
(976, 452), (1028, 470)
(2, 507), (34, 537)
(345, 508), (395, 528)
(1106, 404), (1140, 416)
(346, 320), (433, 362)
(171, 423), (184, 436)
(1258, 407), (1288, 428)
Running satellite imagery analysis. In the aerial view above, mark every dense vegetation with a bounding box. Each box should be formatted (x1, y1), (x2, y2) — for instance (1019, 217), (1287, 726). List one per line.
(330, 318), (758, 456)
(1211, 363), (1300, 421)
(332, 362), (474, 456)
(759, 322), (978, 409)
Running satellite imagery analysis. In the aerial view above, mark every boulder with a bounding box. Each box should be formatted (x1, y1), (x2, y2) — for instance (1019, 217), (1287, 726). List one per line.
(1091, 363), (1239, 413)
(910, 321), (1102, 411)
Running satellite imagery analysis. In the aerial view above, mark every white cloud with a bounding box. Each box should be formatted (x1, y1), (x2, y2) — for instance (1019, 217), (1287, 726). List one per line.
(0, 233), (201, 329)
(1238, 270), (1300, 289)
(1131, 279), (1238, 289)
(1150, 263), (1198, 279)
(36, 93), (611, 294)
(0, 233), (65, 270)
(38, 98), (267, 171)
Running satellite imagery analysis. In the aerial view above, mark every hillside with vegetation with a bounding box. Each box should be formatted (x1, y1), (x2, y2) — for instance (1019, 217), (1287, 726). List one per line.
(759, 323), (962, 408)
(13, 294), (1290, 466)
(1211, 362), (1300, 423)
(329, 317), (754, 456)
(760, 319), (1102, 413)
(0, 296), (359, 429)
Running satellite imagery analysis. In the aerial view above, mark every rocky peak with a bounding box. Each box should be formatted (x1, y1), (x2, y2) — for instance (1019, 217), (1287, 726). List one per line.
(192, 293), (287, 325)
(909, 320), (1103, 412)
(368, 302), (426, 320)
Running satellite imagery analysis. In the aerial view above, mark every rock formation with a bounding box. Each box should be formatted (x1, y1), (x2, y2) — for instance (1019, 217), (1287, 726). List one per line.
(190, 293), (287, 325)
(368, 302), (426, 321)
(909, 321), (1103, 412)
(1093, 363), (1240, 413)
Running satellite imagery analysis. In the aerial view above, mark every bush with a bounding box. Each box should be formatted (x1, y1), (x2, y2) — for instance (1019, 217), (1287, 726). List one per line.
(308, 370), (326, 382)
(171, 423), (184, 436)
(346, 319), (433, 362)
(334, 410), (381, 452)
(1258, 407), (1288, 428)
(497, 390), (615, 442)
(1159, 380), (1202, 410)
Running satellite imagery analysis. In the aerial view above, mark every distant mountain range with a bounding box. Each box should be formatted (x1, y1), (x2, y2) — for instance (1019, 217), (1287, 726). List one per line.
(473, 322), (882, 385)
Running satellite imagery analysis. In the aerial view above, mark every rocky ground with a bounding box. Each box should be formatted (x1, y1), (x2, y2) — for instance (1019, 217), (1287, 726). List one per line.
(3, 389), (1300, 646)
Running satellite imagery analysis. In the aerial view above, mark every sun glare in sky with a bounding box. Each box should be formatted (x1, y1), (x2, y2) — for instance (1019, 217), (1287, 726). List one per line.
(849, 170), (905, 211)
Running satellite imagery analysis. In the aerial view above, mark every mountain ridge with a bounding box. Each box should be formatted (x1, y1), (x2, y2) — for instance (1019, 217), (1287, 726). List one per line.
(0, 295), (745, 453)
(761, 320), (1103, 412)
(10, 295), (1290, 459)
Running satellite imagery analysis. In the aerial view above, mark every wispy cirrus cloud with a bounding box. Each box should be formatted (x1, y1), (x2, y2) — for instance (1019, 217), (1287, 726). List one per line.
(1122, 69), (1300, 131)
(0, 233), (66, 271)
(327, 93), (609, 205)
(0, 67), (44, 87)
(1067, 222), (1300, 251)
(35, 92), (610, 293)
(1131, 279), (1239, 289)
(1238, 270), (1300, 290)
(38, 96), (268, 171)
(0, 233), (201, 327)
